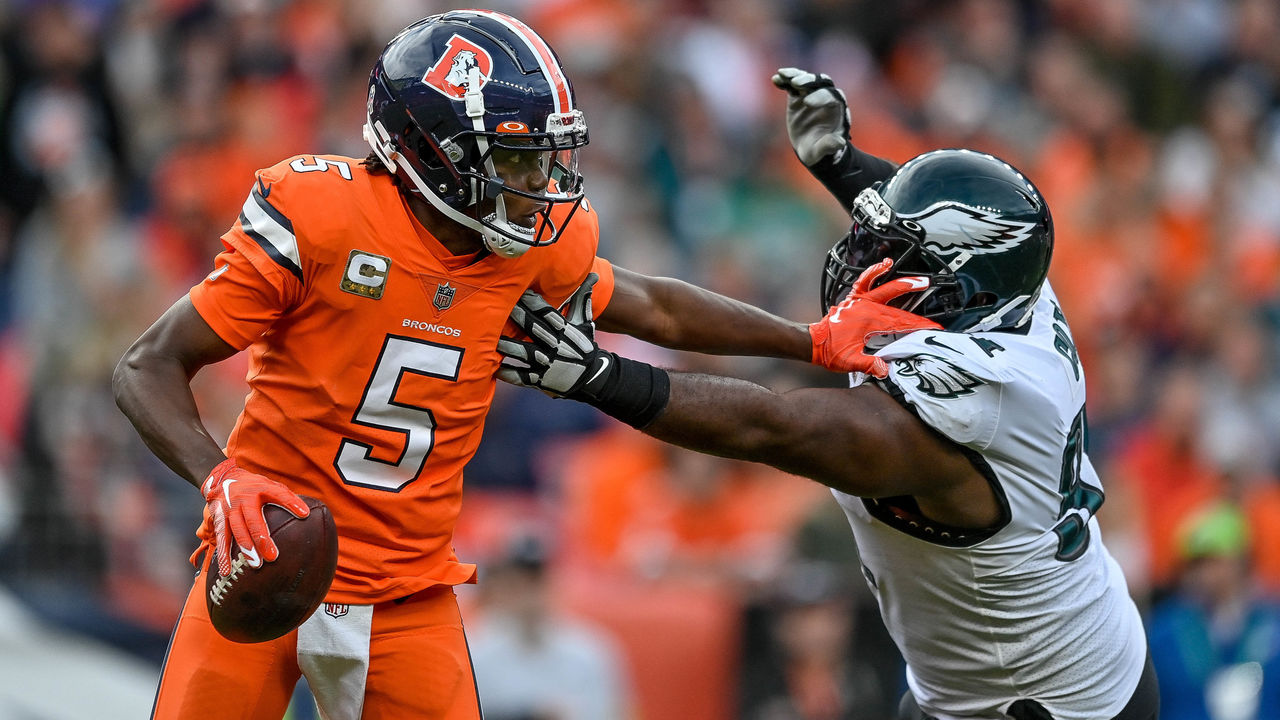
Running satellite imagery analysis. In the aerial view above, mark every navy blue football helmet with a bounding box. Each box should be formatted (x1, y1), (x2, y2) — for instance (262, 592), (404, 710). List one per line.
(821, 149), (1054, 333)
(364, 10), (588, 257)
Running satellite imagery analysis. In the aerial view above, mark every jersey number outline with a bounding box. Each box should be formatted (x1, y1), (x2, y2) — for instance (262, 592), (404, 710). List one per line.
(334, 335), (464, 491)
(290, 156), (353, 180)
(1052, 406), (1104, 561)
(1051, 301), (1081, 380)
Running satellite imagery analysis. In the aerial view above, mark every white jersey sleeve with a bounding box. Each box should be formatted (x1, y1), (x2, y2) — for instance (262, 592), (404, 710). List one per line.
(876, 331), (1009, 449)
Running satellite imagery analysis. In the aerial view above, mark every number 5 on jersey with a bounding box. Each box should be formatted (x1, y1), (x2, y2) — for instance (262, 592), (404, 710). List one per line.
(334, 335), (463, 491)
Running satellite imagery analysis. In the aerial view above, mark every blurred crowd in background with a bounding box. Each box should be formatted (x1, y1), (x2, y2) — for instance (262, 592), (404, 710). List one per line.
(3, 0), (1280, 718)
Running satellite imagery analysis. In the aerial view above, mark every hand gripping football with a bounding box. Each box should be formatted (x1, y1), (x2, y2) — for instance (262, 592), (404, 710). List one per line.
(205, 495), (338, 643)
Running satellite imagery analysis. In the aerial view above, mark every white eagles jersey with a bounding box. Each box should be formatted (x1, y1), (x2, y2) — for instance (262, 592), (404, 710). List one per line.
(833, 282), (1147, 720)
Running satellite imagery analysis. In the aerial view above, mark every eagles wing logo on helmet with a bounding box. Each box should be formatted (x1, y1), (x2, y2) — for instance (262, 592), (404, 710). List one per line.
(905, 203), (1039, 258)
(895, 354), (985, 399)
(422, 34), (494, 100)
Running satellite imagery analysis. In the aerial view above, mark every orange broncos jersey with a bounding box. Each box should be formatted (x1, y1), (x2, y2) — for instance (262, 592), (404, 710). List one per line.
(189, 154), (615, 604)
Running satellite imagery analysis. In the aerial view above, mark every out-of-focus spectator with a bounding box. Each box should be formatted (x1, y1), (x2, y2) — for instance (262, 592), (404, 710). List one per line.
(1, 162), (192, 657)
(739, 562), (897, 720)
(1109, 363), (1225, 592)
(1200, 312), (1280, 477)
(468, 533), (634, 720)
(0, 1), (128, 328)
(544, 418), (828, 720)
(554, 425), (825, 586)
(1146, 502), (1280, 720)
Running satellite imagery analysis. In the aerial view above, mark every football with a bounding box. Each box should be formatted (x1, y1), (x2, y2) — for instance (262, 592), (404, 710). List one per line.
(205, 495), (339, 643)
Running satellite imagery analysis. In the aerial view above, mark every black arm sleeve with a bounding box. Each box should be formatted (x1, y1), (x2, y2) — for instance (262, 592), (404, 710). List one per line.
(808, 143), (899, 212)
(574, 352), (671, 430)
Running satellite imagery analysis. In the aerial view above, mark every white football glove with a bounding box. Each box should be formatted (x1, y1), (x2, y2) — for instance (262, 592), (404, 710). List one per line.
(497, 273), (613, 399)
(772, 67), (851, 166)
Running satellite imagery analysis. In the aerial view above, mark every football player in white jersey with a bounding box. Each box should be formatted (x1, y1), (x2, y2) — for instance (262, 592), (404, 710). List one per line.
(495, 71), (1159, 720)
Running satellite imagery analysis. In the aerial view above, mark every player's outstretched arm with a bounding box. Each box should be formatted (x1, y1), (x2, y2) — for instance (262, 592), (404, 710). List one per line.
(498, 279), (971, 499)
(596, 265), (813, 361)
(644, 372), (973, 499)
(499, 285), (970, 498)
(596, 265), (937, 368)
(772, 67), (898, 211)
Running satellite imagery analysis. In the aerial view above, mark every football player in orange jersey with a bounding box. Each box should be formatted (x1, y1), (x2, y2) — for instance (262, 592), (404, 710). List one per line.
(112, 11), (932, 720)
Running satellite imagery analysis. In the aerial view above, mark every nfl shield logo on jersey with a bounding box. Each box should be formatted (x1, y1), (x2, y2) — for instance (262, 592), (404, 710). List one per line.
(433, 283), (456, 312)
(324, 603), (349, 619)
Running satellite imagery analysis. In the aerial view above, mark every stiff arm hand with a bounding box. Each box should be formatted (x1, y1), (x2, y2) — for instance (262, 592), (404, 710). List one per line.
(810, 259), (941, 376)
(497, 273), (666, 429)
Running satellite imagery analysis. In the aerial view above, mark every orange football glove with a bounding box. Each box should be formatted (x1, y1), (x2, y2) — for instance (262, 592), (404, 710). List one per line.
(197, 458), (310, 577)
(810, 259), (942, 377)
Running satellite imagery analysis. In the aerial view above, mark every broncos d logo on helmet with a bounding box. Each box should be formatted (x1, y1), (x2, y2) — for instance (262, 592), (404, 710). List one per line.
(422, 34), (494, 100)
(905, 203), (1039, 258)
(895, 354), (985, 399)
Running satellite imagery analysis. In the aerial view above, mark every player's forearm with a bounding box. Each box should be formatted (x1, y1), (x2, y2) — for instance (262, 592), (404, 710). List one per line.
(562, 355), (926, 498)
(809, 143), (899, 211)
(649, 281), (811, 358)
(112, 353), (227, 489)
(643, 372), (788, 454)
(639, 371), (854, 489)
(600, 270), (812, 361)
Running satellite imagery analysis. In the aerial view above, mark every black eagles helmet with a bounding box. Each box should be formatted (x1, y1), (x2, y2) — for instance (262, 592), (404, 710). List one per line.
(820, 149), (1054, 333)
(363, 10), (589, 258)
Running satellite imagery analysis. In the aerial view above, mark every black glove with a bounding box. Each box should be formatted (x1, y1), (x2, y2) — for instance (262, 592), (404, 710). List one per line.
(498, 273), (671, 428)
(497, 273), (613, 400)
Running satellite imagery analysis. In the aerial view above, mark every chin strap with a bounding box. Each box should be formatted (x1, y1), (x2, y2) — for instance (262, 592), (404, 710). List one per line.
(363, 120), (399, 173)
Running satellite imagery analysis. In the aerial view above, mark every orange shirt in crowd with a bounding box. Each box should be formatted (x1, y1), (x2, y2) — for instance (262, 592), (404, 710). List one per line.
(557, 425), (825, 578)
(1114, 429), (1223, 589)
(1245, 481), (1280, 592)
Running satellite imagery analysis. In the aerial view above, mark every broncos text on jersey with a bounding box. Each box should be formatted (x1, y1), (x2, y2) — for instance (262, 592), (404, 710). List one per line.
(190, 154), (614, 603)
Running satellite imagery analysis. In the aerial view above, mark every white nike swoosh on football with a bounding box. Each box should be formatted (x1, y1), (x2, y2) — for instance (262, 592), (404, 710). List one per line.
(586, 356), (610, 385)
